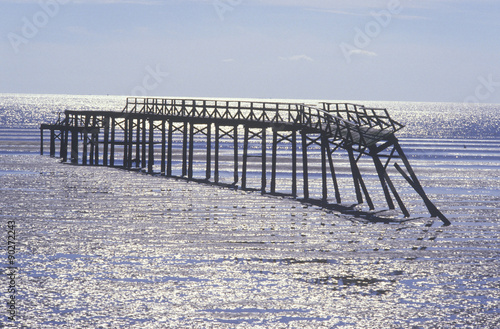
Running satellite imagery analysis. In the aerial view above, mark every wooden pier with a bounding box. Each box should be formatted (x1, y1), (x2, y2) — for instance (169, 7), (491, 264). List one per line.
(40, 98), (450, 225)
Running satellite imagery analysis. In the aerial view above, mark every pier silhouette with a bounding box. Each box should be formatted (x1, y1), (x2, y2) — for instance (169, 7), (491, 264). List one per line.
(40, 98), (450, 225)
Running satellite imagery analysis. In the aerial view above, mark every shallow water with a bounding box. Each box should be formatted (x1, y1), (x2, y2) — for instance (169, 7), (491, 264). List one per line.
(1, 94), (499, 328)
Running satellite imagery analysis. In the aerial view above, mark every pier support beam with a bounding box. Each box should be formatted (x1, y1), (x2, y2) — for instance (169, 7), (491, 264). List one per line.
(188, 123), (194, 179)
(321, 135), (328, 203)
(392, 138), (450, 225)
(142, 118), (147, 169)
(103, 117), (110, 166)
(161, 120), (166, 175)
(242, 126), (249, 189)
(347, 146), (374, 210)
(326, 143), (341, 204)
(71, 128), (78, 164)
(123, 118), (129, 168)
(214, 124), (220, 183)
(40, 129), (44, 155)
(271, 129), (278, 194)
(301, 131), (309, 200)
(167, 122), (173, 177)
(50, 129), (56, 157)
(182, 123), (188, 177)
(261, 128), (266, 194)
(135, 119), (140, 168)
(233, 126), (238, 185)
(110, 117), (115, 167)
(292, 131), (297, 198)
(206, 124), (211, 180)
(127, 117), (134, 168)
(61, 114), (69, 162)
(148, 117), (154, 174)
(370, 146), (396, 210)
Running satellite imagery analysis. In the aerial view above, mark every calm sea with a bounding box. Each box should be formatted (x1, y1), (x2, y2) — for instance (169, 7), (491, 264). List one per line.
(1, 93), (499, 328)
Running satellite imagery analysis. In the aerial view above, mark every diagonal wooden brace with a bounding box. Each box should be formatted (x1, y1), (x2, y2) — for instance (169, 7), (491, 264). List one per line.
(394, 163), (450, 225)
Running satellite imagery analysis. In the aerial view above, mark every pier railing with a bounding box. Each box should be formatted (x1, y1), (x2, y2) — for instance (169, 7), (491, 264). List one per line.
(322, 102), (405, 133)
(122, 97), (404, 149)
(123, 98), (304, 125)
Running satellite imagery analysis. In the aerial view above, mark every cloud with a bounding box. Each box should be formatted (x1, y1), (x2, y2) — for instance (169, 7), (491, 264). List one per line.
(348, 49), (377, 57)
(279, 54), (314, 62)
(312, 8), (427, 21)
(308, 9), (370, 17)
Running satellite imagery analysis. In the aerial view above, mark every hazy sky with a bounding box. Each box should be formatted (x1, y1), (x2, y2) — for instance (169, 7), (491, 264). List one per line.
(1, 0), (500, 103)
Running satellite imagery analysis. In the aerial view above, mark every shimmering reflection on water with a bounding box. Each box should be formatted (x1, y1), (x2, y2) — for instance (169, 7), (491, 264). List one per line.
(1, 152), (499, 328)
(1, 95), (500, 327)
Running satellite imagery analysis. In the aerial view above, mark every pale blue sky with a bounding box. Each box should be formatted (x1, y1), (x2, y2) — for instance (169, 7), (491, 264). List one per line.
(1, 0), (500, 103)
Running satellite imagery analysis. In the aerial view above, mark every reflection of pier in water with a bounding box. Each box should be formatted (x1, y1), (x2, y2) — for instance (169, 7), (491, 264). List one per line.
(40, 98), (450, 225)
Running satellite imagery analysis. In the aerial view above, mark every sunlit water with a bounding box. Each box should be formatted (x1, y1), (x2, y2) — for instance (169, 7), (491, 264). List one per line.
(0, 94), (499, 328)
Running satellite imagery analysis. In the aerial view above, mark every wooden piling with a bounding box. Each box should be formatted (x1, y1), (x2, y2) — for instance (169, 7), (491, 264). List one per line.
(206, 124), (211, 180)
(123, 118), (129, 168)
(89, 129), (95, 166)
(301, 131), (309, 200)
(50, 129), (55, 157)
(347, 146), (363, 204)
(233, 126), (238, 185)
(292, 131), (297, 198)
(182, 123), (188, 177)
(271, 129), (278, 194)
(110, 117), (115, 167)
(142, 118), (147, 169)
(71, 129), (78, 164)
(135, 118), (141, 168)
(242, 126), (249, 189)
(214, 124), (220, 183)
(103, 116), (109, 166)
(392, 138), (450, 225)
(188, 123), (194, 179)
(161, 120), (166, 175)
(167, 121), (173, 177)
(321, 135), (328, 203)
(127, 117), (134, 168)
(370, 146), (396, 210)
(40, 129), (44, 155)
(326, 144), (341, 204)
(61, 114), (69, 162)
(261, 128), (266, 194)
(148, 117), (154, 174)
